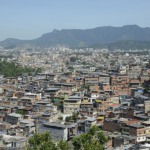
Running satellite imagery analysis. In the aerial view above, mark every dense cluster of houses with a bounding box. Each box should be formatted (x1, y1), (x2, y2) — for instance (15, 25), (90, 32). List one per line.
(0, 50), (150, 149)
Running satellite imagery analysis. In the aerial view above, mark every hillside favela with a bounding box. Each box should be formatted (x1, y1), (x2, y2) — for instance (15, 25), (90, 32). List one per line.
(0, 1), (150, 150)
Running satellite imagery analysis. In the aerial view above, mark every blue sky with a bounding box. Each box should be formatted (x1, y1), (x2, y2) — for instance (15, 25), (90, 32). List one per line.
(0, 0), (150, 41)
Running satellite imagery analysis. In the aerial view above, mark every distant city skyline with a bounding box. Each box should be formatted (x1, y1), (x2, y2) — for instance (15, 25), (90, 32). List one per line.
(0, 0), (150, 41)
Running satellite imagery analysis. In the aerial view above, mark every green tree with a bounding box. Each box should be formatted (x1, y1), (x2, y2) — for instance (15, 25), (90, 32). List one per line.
(81, 61), (87, 65)
(65, 116), (72, 122)
(0, 61), (42, 77)
(70, 57), (77, 62)
(72, 112), (79, 121)
(80, 83), (89, 90)
(16, 109), (24, 115)
(57, 140), (71, 150)
(68, 66), (74, 70)
(27, 132), (71, 150)
(72, 126), (108, 150)
(58, 116), (63, 120)
(65, 112), (79, 122)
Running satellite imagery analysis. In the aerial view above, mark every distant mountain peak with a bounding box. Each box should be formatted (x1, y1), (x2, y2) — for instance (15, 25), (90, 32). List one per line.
(53, 29), (59, 32)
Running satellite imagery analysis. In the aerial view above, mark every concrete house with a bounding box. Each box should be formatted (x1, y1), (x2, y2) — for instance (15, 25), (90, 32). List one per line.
(0, 134), (27, 150)
(84, 75), (99, 86)
(63, 96), (82, 114)
(0, 122), (10, 135)
(5, 113), (23, 125)
(38, 122), (77, 141)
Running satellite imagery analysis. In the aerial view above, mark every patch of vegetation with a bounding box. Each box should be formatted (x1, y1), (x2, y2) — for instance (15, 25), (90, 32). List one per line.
(70, 57), (77, 62)
(58, 116), (63, 120)
(65, 112), (79, 122)
(0, 61), (42, 77)
(27, 132), (71, 150)
(72, 125), (108, 150)
(16, 109), (25, 115)
(27, 126), (108, 150)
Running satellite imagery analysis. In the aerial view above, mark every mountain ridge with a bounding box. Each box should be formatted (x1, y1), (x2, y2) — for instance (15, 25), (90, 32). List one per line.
(1, 25), (150, 48)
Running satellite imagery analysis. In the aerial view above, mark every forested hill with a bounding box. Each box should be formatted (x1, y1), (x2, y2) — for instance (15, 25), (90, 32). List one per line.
(90, 40), (150, 50)
(1, 25), (150, 48)
(0, 61), (41, 77)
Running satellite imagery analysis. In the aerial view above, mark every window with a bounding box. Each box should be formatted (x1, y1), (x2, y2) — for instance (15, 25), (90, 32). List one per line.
(14, 142), (16, 147)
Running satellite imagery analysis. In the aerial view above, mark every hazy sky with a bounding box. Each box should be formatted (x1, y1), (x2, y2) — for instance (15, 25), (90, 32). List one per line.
(0, 0), (150, 41)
